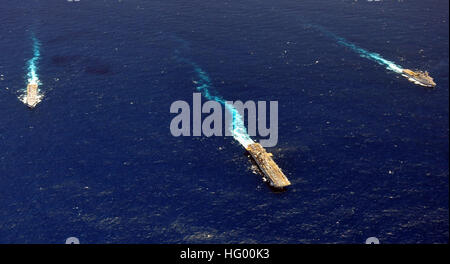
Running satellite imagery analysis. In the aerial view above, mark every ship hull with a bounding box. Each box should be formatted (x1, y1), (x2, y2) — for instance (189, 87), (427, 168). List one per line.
(401, 74), (435, 88)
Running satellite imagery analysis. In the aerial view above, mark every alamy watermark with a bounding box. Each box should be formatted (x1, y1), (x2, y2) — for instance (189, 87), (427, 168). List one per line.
(170, 93), (279, 147)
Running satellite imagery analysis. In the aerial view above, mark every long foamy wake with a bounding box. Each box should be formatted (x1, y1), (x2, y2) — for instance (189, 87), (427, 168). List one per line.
(28, 35), (40, 84)
(335, 36), (403, 73)
(309, 24), (403, 73)
(19, 35), (43, 105)
(183, 59), (254, 148)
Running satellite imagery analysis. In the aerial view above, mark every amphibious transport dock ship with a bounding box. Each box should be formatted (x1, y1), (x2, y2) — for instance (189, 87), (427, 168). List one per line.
(246, 143), (291, 188)
(25, 82), (39, 108)
(402, 69), (436, 88)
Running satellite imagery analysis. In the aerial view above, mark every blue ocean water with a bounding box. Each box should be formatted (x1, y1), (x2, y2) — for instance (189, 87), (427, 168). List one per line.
(0, 0), (448, 243)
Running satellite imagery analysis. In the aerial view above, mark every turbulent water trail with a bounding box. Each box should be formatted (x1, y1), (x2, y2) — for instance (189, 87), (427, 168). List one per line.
(308, 24), (404, 73)
(27, 35), (41, 84)
(192, 63), (254, 147)
(19, 34), (43, 105)
(176, 54), (254, 148)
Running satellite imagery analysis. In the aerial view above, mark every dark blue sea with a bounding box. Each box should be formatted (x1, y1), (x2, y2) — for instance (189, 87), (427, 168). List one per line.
(0, 0), (448, 243)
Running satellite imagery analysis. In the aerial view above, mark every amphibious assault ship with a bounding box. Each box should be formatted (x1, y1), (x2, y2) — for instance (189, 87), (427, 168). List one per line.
(246, 143), (291, 188)
(401, 69), (436, 88)
(25, 81), (39, 108)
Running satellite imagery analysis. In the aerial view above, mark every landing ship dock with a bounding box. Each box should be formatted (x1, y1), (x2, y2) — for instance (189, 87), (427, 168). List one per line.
(401, 69), (436, 88)
(246, 143), (291, 188)
(26, 82), (39, 108)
